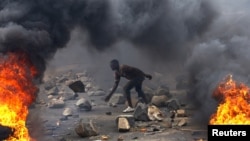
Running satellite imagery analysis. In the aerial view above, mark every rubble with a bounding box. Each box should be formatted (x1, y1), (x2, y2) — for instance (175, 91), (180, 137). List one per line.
(68, 80), (85, 93)
(75, 98), (92, 111)
(151, 95), (169, 107)
(32, 70), (208, 141)
(62, 107), (73, 116)
(116, 115), (135, 132)
(74, 119), (99, 138)
(176, 109), (187, 117)
(133, 102), (149, 121)
(147, 105), (164, 121)
(48, 98), (65, 108)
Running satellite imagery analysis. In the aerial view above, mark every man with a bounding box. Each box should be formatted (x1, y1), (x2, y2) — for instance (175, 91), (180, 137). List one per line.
(104, 59), (152, 113)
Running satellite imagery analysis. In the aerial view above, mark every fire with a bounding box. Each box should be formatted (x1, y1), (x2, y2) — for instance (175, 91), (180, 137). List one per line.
(209, 74), (250, 125)
(0, 52), (38, 141)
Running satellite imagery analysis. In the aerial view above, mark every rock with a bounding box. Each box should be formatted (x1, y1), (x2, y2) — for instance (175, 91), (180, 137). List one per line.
(48, 99), (65, 108)
(63, 107), (73, 116)
(47, 95), (54, 99)
(88, 90), (106, 96)
(68, 80), (85, 93)
(58, 86), (77, 100)
(43, 81), (55, 90)
(47, 87), (59, 95)
(147, 105), (164, 121)
(158, 119), (172, 128)
(75, 119), (99, 138)
(117, 117), (130, 132)
(116, 115), (135, 132)
(75, 98), (92, 111)
(85, 83), (93, 91)
(178, 119), (187, 127)
(151, 95), (169, 107)
(176, 109), (187, 117)
(57, 77), (69, 83)
(155, 87), (171, 98)
(165, 98), (181, 111)
(133, 103), (149, 121)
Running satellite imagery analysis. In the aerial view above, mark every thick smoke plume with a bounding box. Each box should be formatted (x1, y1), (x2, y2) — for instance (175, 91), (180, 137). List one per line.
(186, 0), (250, 124)
(0, 0), (216, 79)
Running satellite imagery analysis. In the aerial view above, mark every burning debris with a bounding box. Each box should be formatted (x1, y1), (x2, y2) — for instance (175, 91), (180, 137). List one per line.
(209, 74), (250, 125)
(0, 52), (38, 140)
(0, 124), (14, 140)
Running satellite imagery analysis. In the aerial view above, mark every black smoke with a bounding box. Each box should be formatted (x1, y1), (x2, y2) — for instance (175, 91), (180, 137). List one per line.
(185, 0), (250, 124)
(0, 0), (217, 79)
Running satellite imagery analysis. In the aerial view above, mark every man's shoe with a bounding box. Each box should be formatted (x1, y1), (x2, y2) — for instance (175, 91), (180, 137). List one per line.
(122, 106), (135, 113)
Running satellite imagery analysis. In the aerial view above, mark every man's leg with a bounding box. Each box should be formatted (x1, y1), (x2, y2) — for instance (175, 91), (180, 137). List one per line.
(135, 79), (148, 104)
(123, 80), (135, 108)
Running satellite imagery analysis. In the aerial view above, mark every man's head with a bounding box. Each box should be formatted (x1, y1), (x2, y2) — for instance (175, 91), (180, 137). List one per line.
(110, 59), (119, 70)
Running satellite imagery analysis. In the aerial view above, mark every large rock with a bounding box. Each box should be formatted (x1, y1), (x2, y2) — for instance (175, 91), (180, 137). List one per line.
(43, 81), (55, 90)
(63, 107), (73, 116)
(155, 86), (171, 98)
(165, 98), (181, 111)
(151, 95), (169, 107)
(75, 98), (92, 111)
(116, 115), (135, 132)
(147, 105), (164, 121)
(133, 103), (149, 121)
(48, 99), (65, 108)
(58, 86), (77, 100)
(68, 80), (85, 93)
(75, 119), (99, 138)
(143, 86), (154, 103)
(47, 87), (59, 96)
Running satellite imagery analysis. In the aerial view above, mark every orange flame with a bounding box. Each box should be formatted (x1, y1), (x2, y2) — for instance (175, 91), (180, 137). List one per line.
(0, 52), (38, 141)
(209, 74), (250, 125)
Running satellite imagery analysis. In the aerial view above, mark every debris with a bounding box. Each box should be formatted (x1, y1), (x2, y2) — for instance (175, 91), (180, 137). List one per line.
(106, 112), (112, 115)
(147, 105), (164, 121)
(62, 107), (73, 116)
(177, 119), (187, 127)
(118, 117), (130, 132)
(68, 80), (85, 93)
(75, 98), (92, 111)
(117, 135), (124, 141)
(101, 135), (109, 140)
(74, 119), (99, 138)
(133, 102), (149, 121)
(151, 95), (169, 107)
(48, 99), (65, 108)
(176, 109), (187, 117)
(116, 115), (135, 132)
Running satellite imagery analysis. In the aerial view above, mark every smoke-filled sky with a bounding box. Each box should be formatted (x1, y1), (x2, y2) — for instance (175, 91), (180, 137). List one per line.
(1, 0), (250, 124)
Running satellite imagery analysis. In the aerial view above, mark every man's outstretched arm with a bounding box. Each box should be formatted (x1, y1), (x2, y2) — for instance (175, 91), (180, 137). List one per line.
(104, 78), (120, 102)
